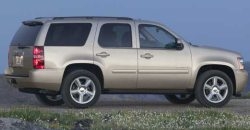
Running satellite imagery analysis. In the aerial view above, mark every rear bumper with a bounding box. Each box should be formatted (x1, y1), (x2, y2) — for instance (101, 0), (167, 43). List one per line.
(234, 69), (248, 95)
(4, 68), (64, 91)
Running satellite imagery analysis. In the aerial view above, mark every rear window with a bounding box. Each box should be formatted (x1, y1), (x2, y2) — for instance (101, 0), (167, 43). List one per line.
(11, 24), (42, 46)
(45, 23), (92, 46)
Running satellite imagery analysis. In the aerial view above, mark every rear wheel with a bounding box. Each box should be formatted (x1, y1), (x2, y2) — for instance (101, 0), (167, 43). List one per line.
(61, 70), (101, 108)
(195, 70), (233, 107)
(165, 94), (195, 104)
(35, 94), (64, 106)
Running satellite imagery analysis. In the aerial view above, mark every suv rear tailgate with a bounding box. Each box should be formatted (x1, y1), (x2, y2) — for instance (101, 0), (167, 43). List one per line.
(7, 21), (42, 76)
(8, 46), (34, 76)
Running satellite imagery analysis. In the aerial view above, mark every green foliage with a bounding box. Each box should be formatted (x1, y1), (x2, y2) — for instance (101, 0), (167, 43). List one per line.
(0, 108), (249, 130)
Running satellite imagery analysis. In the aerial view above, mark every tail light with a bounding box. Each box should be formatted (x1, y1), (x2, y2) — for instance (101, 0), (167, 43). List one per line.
(33, 46), (44, 69)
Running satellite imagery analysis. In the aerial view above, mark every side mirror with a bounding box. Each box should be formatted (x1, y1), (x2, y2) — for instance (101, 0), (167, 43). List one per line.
(176, 39), (184, 50)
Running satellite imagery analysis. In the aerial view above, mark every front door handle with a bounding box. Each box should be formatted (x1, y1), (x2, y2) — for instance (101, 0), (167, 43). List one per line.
(140, 53), (153, 59)
(96, 52), (110, 58)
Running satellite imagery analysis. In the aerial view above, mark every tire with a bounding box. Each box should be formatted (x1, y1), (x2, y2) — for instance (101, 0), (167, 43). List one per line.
(165, 94), (195, 104)
(61, 70), (101, 108)
(195, 70), (233, 107)
(35, 94), (64, 106)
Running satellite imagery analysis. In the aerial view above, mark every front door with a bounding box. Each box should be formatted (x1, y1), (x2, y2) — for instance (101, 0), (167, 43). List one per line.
(137, 24), (192, 89)
(94, 21), (137, 89)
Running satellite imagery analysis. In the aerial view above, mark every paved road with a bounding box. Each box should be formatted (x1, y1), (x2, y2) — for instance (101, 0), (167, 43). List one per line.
(1, 76), (250, 115)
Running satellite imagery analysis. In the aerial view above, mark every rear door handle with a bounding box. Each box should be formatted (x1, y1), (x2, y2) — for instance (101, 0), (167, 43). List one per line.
(96, 52), (110, 58)
(140, 53), (153, 59)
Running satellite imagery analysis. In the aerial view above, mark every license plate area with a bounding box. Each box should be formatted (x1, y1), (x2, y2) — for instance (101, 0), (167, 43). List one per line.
(12, 51), (24, 67)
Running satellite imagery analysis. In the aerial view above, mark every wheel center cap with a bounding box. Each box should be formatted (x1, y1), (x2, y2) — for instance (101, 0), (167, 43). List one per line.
(212, 87), (219, 94)
(79, 87), (85, 92)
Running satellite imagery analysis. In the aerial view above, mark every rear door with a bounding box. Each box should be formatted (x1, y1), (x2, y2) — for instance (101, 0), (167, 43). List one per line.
(8, 21), (42, 76)
(94, 21), (138, 89)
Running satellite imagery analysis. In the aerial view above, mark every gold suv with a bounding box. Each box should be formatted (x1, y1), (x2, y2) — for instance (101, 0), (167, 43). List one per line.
(5, 16), (248, 108)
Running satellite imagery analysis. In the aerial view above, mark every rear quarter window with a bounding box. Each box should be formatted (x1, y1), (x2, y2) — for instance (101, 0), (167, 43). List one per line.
(45, 23), (92, 46)
(11, 24), (42, 46)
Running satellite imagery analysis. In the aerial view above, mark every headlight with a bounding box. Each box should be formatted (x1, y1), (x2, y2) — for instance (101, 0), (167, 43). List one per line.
(237, 57), (244, 70)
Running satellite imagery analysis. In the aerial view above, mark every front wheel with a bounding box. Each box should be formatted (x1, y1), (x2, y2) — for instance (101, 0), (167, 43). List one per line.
(195, 70), (233, 107)
(165, 94), (195, 104)
(61, 70), (101, 108)
(35, 94), (64, 106)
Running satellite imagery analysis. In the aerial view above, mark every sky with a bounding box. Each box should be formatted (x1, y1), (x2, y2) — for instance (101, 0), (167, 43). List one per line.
(0, 0), (249, 72)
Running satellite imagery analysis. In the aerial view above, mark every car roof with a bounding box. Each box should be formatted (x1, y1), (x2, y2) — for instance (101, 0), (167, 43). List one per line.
(34, 16), (132, 22)
(24, 16), (183, 42)
(29, 16), (157, 24)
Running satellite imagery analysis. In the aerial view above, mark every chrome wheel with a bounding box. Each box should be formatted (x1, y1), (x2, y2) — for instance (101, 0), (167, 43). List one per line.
(203, 76), (228, 103)
(70, 76), (96, 104)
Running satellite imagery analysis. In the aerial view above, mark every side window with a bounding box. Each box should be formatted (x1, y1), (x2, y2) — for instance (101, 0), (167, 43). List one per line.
(139, 24), (176, 49)
(98, 23), (132, 48)
(45, 23), (92, 46)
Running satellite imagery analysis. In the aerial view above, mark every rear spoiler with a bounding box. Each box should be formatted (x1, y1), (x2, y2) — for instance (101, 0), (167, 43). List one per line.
(22, 21), (43, 26)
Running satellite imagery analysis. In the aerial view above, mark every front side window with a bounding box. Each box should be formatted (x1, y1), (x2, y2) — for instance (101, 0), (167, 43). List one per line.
(98, 23), (132, 48)
(45, 23), (92, 46)
(139, 24), (176, 49)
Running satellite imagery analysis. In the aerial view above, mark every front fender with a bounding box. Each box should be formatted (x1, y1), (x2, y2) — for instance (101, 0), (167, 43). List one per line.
(189, 61), (236, 89)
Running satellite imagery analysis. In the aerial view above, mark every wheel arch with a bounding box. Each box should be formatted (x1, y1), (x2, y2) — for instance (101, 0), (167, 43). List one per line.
(194, 64), (236, 95)
(61, 63), (104, 91)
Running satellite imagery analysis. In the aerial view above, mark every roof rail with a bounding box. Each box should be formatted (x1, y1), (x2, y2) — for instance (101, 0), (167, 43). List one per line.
(35, 17), (53, 20)
(52, 16), (133, 20)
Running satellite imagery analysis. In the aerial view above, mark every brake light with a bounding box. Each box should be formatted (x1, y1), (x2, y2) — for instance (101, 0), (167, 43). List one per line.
(33, 46), (44, 69)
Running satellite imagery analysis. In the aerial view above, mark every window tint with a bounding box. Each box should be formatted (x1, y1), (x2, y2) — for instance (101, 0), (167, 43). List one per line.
(98, 23), (132, 48)
(139, 24), (176, 49)
(11, 24), (42, 46)
(45, 23), (92, 46)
